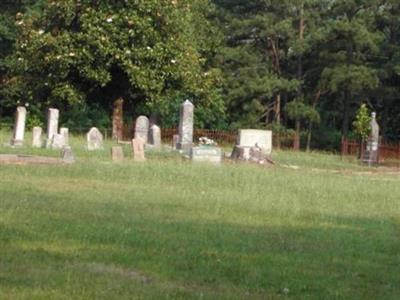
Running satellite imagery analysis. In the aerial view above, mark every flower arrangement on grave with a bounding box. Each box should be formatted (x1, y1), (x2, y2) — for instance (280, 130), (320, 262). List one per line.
(198, 137), (217, 147)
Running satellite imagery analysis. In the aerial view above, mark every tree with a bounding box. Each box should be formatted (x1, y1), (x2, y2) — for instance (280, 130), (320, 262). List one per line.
(317, 0), (382, 138)
(4, 0), (224, 129)
(353, 103), (371, 141)
(214, 0), (299, 129)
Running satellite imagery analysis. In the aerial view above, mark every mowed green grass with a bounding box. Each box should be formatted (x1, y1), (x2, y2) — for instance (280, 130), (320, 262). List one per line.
(0, 131), (400, 299)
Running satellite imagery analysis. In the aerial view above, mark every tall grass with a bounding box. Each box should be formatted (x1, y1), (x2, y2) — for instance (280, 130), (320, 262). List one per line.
(0, 131), (399, 299)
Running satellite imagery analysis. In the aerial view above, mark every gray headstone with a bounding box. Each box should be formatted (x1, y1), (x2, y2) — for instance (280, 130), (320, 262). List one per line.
(51, 133), (65, 149)
(238, 129), (272, 155)
(62, 146), (75, 163)
(191, 146), (222, 164)
(11, 106), (27, 147)
(132, 137), (146, 162)
(46, 108), (59, 148)
(177, 100), (194, 153)
(362, 112), (380, 166)
(32, 126), (43, 148)
(111, 146), (124, 162)
(134, 116), (149, 144)
(87, 127), (103, 150)
(149, 124), (161, 149)
(60, 127), (69, 146)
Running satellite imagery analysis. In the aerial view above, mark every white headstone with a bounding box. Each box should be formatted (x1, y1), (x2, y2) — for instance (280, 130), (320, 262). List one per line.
(87, 127), (103, 150)
(32, 126), (43, 148)
(60, 127), (69, 146)
(11, 106), (27, 146)
(238, 129), (272, 155)
(46, 108), (59, 148)
(134, 116), (150, 144)
(178, 100), (194, 152)
(149, 124), (161, 149)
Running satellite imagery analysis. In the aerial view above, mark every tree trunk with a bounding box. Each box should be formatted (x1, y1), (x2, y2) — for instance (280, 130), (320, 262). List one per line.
(275, 94), (281, 149)
(293, 119), (301, 150)
(112, 98), (124, 140)
(293, 2), (304, 152)
(342, 89), (350, 139)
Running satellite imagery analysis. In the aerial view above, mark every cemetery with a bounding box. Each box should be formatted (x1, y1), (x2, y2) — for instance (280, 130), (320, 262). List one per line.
(1, 1), (400, 299)
(1, 99), (400, 299)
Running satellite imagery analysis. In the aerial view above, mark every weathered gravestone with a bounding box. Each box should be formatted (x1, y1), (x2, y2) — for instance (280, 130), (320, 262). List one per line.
(46, 108), (59, 148)
(132, 137), (146, 162)
(149, 125), (161, 149)
(111, 146), (124, 162)
(362, 112), (380, 166)
(191, 146), (222, 164)
(177, 100), (194, 153)
(11, 106), (27, 146)
(51, 134), (66, 150)
(60, 127), (69, 146)
(238, 129), (272, 154)
(62, 146), (75, 163)
(135, 116), (149, 144)
(112, 98), (124, 140)
(32, 126), (43, 148)
(87, 127), (103, 150)
(231, 129), (274, 165)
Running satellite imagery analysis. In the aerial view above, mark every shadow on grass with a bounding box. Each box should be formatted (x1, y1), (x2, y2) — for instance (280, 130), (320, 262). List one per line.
(1, 212), (399, 299)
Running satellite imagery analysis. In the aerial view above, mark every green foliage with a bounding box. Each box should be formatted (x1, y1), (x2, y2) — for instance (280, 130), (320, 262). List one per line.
(352, 103), (371, 140)
(3, 0), (224, 128)
(285, 99), (320, 124)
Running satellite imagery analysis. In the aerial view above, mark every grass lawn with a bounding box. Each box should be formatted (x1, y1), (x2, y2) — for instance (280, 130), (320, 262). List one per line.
(1, 130), (400, 299)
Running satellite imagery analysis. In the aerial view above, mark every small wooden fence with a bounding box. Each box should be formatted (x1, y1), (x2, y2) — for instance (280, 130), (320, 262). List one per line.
(341, 138), (400, 162)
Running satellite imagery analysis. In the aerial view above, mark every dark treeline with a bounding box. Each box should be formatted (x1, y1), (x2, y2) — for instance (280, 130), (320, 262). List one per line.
(1, 0), (400, 150)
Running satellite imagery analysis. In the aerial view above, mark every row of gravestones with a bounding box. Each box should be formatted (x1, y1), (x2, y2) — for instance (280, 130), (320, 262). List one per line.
(8, 100), (274, 165)
(10, 107), (69, 149)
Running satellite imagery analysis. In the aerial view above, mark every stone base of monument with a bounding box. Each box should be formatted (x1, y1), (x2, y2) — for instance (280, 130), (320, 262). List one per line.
(10, 139), (24, 147)
(0, 153), (74, 165)
(177, 142), (193, 154)
(190, 146), (222, 164)
(361, 140), (379, 167)
(231, 145), (274, 166)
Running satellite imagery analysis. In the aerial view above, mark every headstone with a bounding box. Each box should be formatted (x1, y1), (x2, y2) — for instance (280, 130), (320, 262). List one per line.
(172, 134), (179, 150)
(149, 125), (161, 149)
(191, 146), (222, 164)
(134, 116), (149, 144)
(111, 146), (124, 161)
(87, 127), (103, 150)
(112, 98), (124, 140)
(60, 127), (69, 146)
(46, 108), (59, 148)
(132, 137), (146, 162)
(177, 100), (194, 153)
(51, 133), (65, 149)
(362, 112), (380, 166)
(237, 129), (272, 155)
(62, 146), (75, 163)
(32, 126), (43, 148)
(11, 106), (27, 146)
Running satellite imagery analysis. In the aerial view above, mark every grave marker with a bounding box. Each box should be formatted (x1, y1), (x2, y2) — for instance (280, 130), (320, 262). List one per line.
(11, 106), (27, 146)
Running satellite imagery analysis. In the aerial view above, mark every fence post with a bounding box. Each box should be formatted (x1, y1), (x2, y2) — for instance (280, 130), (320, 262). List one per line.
(397, 143), (400, 162)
